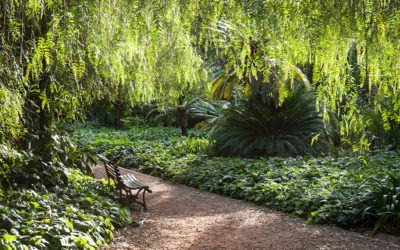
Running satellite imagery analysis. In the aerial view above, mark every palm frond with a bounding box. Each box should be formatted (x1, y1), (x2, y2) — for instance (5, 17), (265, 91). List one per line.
(211, 69), (240, 100)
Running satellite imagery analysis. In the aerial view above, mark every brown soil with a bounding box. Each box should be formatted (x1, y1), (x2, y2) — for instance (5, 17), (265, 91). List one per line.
(92, 165), (400, 250)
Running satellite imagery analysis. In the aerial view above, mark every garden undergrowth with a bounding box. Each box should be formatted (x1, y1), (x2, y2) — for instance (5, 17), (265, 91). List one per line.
(0, 142), (133, 249)
(73, 123), (400, 236)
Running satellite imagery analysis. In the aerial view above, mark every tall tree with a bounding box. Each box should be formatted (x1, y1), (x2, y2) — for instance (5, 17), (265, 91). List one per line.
(0, 1), (96, 161)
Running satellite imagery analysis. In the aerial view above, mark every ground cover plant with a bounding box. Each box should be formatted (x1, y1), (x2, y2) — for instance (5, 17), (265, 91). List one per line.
(74, 123), (400, 235)
(0, 142), (132, 249)
(0, 171), (131, 249)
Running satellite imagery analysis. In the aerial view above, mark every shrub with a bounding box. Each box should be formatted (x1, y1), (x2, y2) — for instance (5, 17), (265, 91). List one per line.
(0, 169), (132, 249)
(0, 134), (132, 248)
(210, 87), (329, 157)
(370, 172), (400, 234)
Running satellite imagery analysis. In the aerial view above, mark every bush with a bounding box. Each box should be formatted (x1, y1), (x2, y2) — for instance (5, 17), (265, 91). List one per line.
(0, 136), (132, 248)
(369, 172), (400, 234)
(0, 169), (132, 249)
(210, 87), (329, 157)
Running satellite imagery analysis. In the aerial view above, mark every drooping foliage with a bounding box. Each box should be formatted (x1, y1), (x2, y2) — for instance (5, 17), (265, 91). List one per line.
(208, 18), (309, 105)
(1, 0), (100, 159)
(0, 88), (23, 142)
(0, 1), (394, 244)
(0, 0), (209, 152)
(189, 0), (400, 153)
(2, 0), (400, 153)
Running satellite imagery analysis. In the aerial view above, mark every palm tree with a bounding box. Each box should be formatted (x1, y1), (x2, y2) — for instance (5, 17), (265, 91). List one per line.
(146, 96), (201, 136)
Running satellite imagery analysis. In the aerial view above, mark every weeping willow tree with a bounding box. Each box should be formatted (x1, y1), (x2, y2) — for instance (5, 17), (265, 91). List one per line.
(78, 0), (209, 125)
(1, 1), (89, 160)
(201, 0), (400, 103)
(115, 1), (209, 133)
(0, 0), (208, 153)
(294, 0), (400, 151)
(1, 0), (400, 157)
(126, 1), (206, 103)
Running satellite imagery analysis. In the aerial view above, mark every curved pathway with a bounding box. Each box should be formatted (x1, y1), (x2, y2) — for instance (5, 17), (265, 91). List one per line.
(93, 165), (400, 250)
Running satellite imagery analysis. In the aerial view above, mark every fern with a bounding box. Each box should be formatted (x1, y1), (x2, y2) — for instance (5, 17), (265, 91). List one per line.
(0, 88), (24, 141)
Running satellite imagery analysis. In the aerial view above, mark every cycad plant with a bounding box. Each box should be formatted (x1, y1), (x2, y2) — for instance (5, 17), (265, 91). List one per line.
(210, 86), (329, 157)
(189, 99), (231, 129)
(145, 96), (208, 136)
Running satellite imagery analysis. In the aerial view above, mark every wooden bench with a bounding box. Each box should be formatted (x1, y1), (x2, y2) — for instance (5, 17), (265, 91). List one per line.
(98, 155), (152, 210)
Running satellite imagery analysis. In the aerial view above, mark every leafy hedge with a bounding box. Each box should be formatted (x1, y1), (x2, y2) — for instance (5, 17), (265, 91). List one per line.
(74, 123), (400, 235)
(0, 142), (132, 249)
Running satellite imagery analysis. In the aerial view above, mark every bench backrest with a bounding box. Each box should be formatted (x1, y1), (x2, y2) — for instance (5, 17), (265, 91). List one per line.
(98, 155), (124, 190)
(104, 161), (120, 180)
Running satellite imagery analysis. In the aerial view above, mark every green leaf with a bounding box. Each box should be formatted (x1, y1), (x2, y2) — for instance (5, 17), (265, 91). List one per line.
(2, 234), (17, 242)
(31, 236), (43, 245)
(64, 218), (74, 231)
(30, 201), (39, 209)
(85, 197), (94, 204)
(65, 206), (77, 214)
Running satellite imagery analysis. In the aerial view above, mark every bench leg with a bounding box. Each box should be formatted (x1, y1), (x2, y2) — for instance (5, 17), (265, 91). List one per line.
(125, 188), (149, 211)
(142, 190), (147, 210)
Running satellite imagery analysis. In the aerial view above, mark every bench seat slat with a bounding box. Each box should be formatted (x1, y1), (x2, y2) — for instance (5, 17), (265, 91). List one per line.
(122, 174), (148, 189)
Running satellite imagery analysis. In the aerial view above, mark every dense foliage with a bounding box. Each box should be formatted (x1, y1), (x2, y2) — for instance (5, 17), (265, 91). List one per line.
(0, 172), (131, 249)
(2, 0), (400, 151)
(0, 127), (132, 248)
(74, 124), (400, 235)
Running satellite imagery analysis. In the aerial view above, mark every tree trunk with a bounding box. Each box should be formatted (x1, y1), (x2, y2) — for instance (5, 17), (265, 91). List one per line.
(177, 105), (189, 136)
(35, 8), (54, 163)
(38, 72), (54, 163)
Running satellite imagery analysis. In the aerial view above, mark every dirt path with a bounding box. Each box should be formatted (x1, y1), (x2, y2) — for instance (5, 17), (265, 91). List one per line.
(92, 165), (400, 250)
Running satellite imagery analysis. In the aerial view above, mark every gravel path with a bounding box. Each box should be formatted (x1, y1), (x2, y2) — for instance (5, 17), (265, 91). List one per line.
(93, 165), (400, 250)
